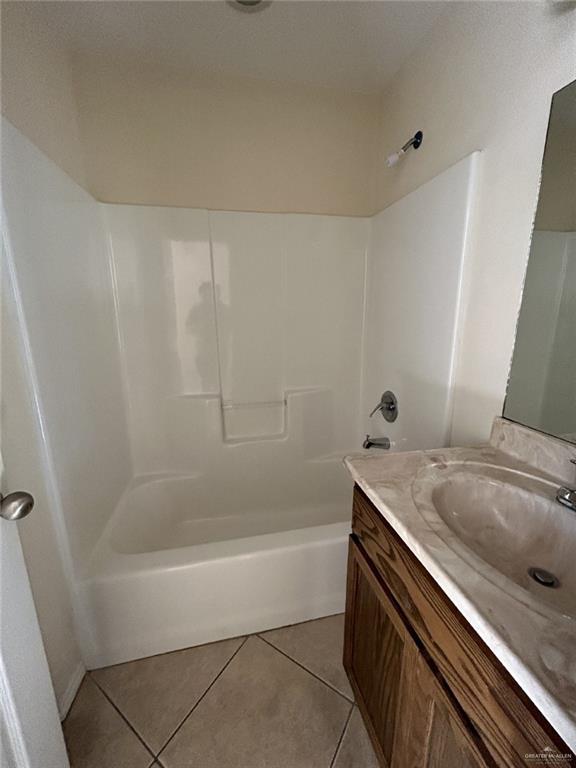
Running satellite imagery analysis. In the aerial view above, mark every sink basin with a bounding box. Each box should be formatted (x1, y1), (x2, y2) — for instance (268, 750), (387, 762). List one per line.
(412, 462), (576, 620)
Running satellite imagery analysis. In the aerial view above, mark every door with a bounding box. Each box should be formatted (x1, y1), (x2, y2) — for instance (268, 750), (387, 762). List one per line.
(1, 231), (69, 767)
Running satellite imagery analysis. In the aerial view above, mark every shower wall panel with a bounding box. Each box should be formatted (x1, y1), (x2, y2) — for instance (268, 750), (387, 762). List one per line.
(105, 205), (218, 471)
(210, 212), (286, 439)
(106, 205), (368, 480)
(210, 212), (369, 443)
(361, 153), (478, 451)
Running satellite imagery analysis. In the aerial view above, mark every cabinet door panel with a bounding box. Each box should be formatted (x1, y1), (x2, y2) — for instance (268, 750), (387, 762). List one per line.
(427, 702), (486, 768)
(345, 537), (494, 768)
(393, 640), (492, 768)
(344, 537), (406, 767)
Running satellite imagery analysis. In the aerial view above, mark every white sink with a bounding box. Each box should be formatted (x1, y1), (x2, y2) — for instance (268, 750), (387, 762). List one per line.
(411, 462), (576, 620)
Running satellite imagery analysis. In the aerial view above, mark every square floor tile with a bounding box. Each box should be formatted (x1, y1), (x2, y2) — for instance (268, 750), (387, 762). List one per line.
(63, 677), (152, 768)
(91, 636), (244, 754)
(261, 614), (353, 699)
(160, 636), (351, 768)
(332, 708), (379, 768)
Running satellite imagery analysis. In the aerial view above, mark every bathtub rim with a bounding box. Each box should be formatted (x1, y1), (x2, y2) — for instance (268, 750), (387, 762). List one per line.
(82, 468), (353, 579)
(84, 518), (352, 582)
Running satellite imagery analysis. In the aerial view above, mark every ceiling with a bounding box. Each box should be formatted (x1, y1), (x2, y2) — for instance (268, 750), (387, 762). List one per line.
(25, 1), (447, 94)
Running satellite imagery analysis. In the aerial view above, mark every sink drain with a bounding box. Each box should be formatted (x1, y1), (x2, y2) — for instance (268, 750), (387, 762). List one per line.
(528, 567), (560, 589)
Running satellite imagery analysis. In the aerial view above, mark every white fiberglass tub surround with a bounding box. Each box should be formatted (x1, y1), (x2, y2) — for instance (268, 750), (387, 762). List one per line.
(4, 121), (478, 670)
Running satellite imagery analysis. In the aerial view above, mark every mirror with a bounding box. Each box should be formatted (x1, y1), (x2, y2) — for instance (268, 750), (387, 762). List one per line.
(505, 80), (576, 444)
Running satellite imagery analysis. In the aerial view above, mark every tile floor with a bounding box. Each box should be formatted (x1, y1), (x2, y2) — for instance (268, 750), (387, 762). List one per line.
(63, 614), (379, 768)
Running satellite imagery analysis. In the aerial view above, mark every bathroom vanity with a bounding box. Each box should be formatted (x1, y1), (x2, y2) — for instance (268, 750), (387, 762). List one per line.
(343, 419), (576, 768)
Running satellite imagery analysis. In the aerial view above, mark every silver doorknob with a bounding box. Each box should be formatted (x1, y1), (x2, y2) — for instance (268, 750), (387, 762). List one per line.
(0, 491), (35, 521)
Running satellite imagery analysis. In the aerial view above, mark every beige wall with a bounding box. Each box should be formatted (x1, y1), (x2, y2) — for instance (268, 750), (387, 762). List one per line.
(1, 2), (87, 189)
(71, 56), (380, 216)
(1, 0), (379, 216)
(372, 3), (576, 444)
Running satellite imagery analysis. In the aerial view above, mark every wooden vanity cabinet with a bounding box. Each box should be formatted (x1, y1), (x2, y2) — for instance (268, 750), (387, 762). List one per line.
(344, 486), (573, 768)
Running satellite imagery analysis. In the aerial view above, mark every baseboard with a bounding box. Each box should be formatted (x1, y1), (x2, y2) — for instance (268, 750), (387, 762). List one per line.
(58, 662), (85, 720)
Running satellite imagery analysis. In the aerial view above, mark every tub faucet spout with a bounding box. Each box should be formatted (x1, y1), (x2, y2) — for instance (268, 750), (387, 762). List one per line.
(363, 435), (391, 450)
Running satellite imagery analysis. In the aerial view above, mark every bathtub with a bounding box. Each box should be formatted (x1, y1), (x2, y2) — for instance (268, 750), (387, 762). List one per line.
(78, 472), (352, 668)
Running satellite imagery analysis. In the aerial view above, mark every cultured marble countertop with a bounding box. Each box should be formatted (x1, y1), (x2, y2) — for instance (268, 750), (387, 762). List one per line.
(344, 435), (576, 751)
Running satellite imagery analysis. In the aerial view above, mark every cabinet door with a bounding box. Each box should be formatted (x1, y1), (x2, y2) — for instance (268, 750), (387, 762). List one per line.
(344, 537), (407, 767)
(393, 640), (493, 768)
(344, 537), (494, 768)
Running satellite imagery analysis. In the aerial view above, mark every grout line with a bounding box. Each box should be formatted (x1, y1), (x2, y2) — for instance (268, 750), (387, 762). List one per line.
(62, 670), (87, 723)
(257, 635), (355, 704)
(155, 636), (249, 760)
(256, 612), (344, 638)
(88, 674), (156, 762)
(79, 617), (351, 763)
(329, 703), (355, 768)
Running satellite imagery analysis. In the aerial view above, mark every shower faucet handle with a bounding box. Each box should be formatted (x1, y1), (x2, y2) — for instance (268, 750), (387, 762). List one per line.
(369, 400), (389, 418)
(369, 401), (385, 417)
(369, 391), (398, 423)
